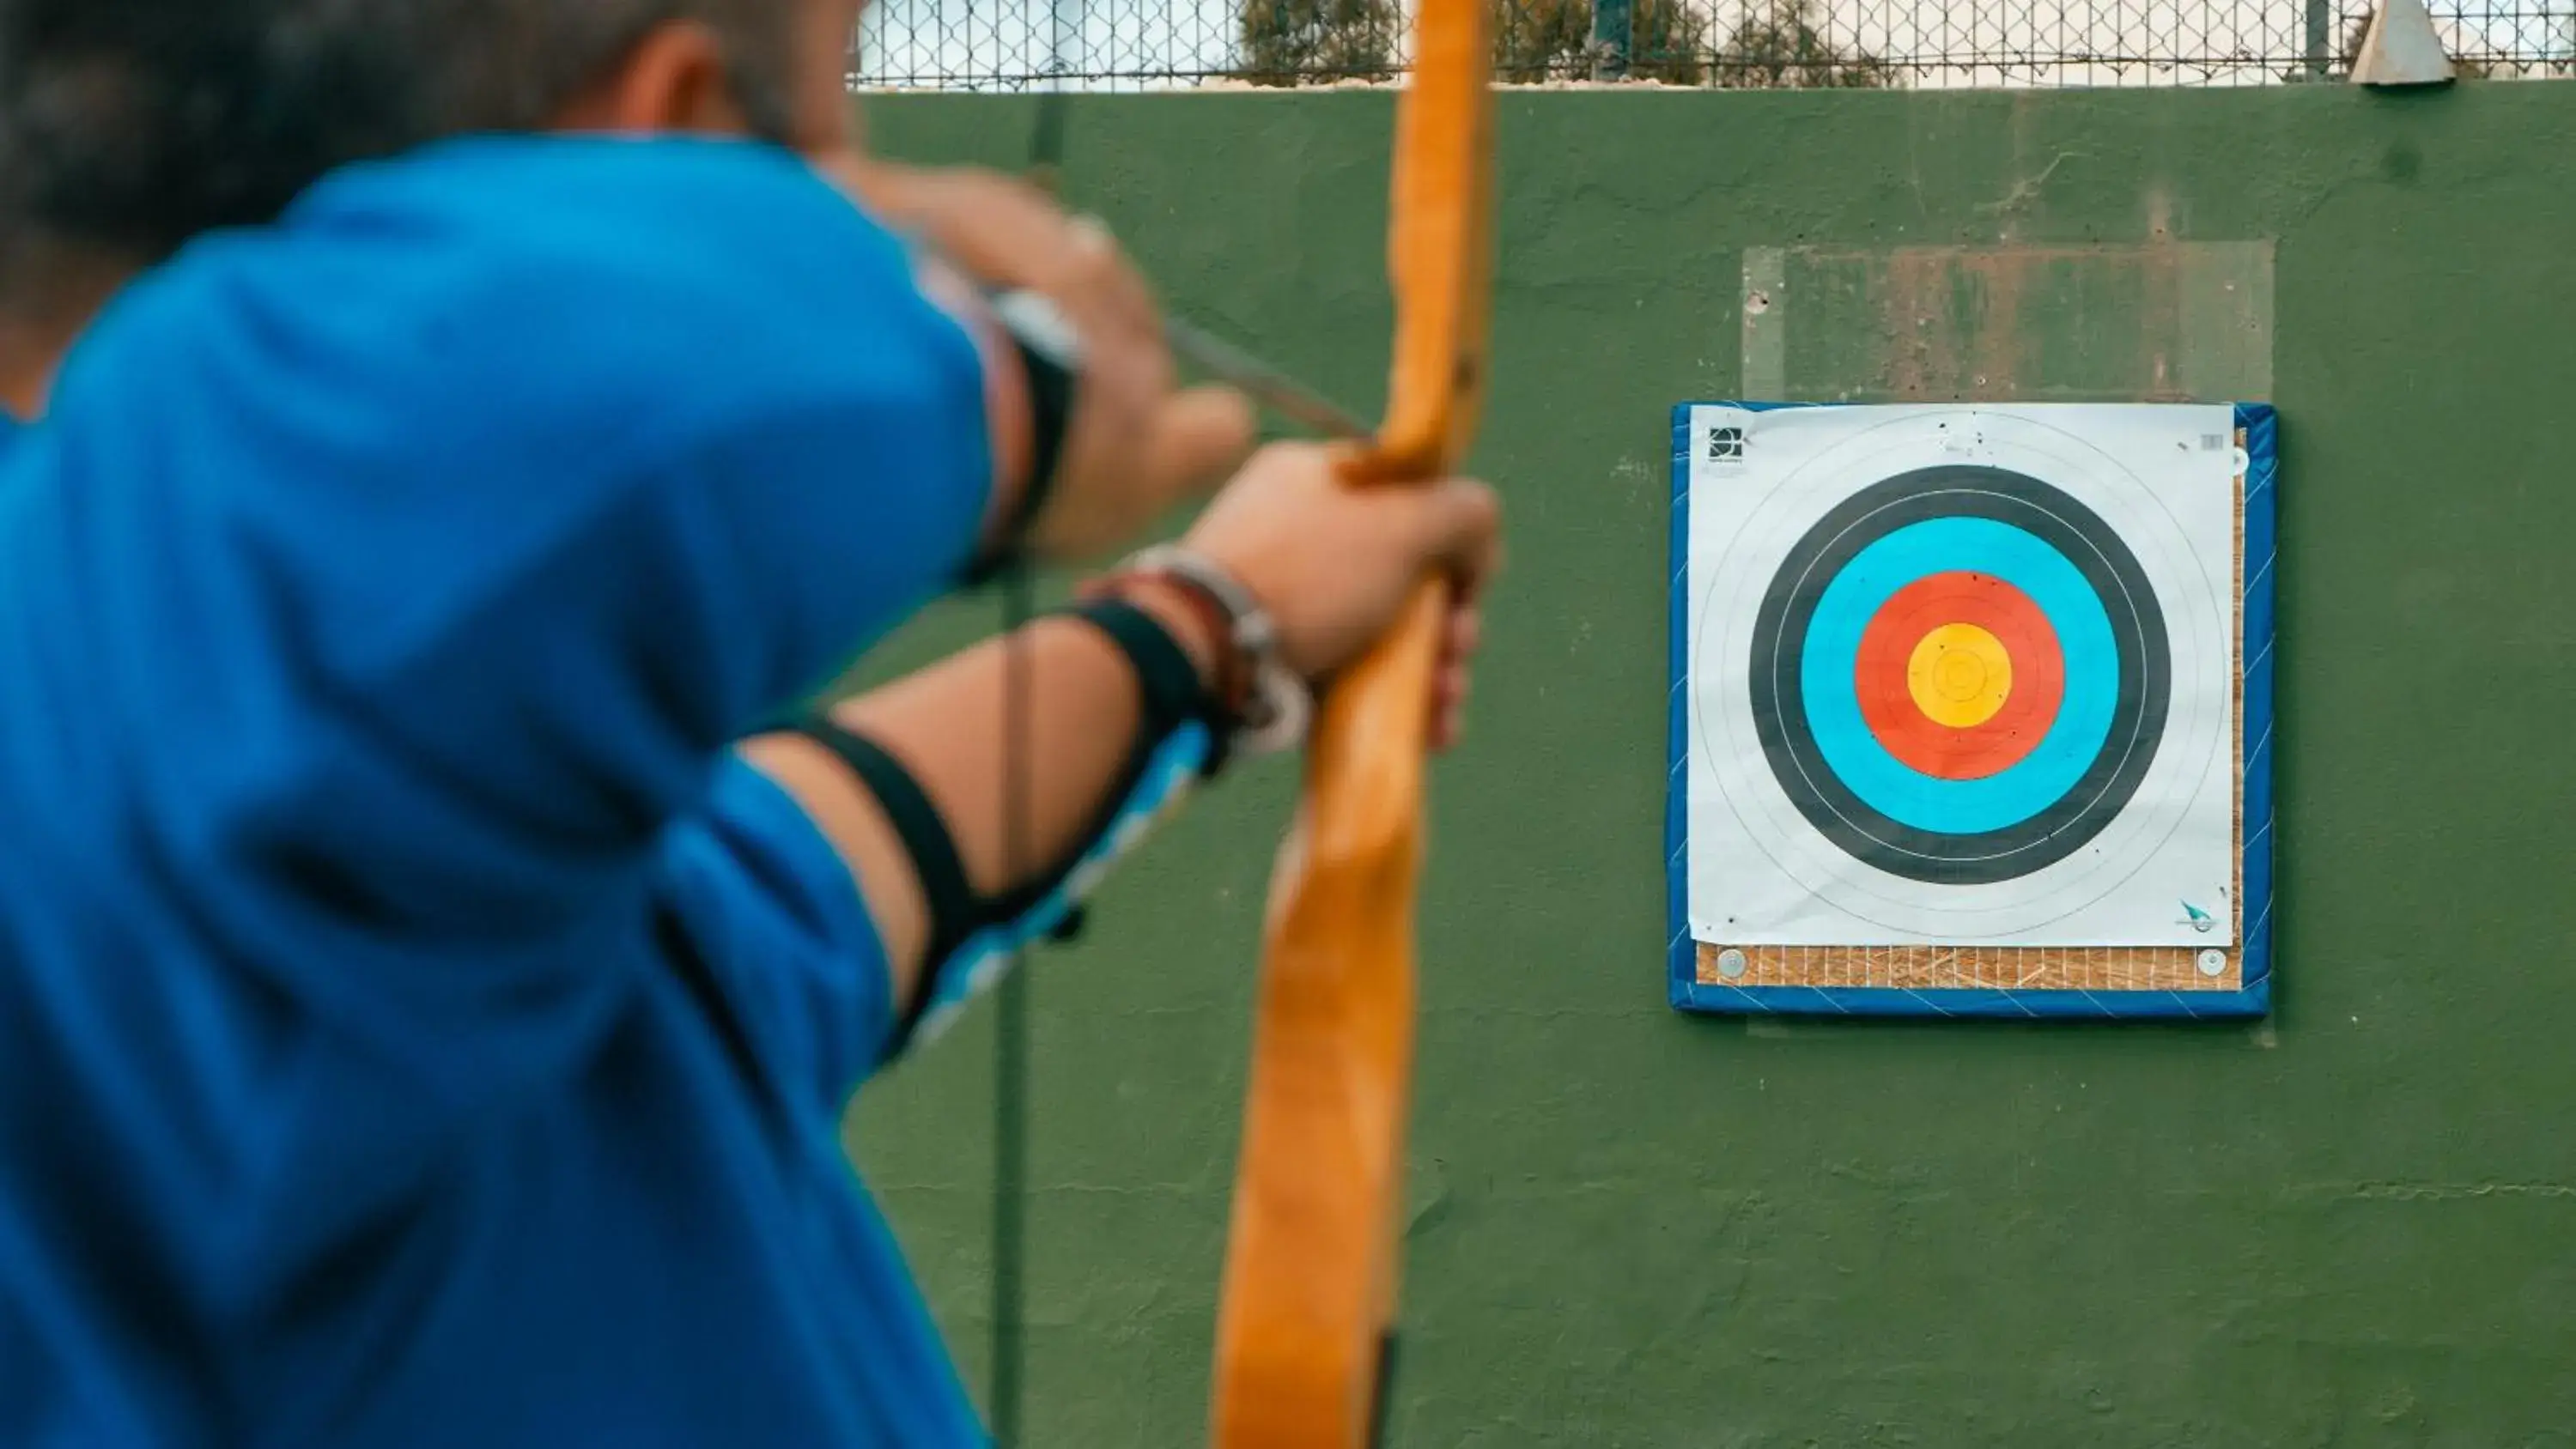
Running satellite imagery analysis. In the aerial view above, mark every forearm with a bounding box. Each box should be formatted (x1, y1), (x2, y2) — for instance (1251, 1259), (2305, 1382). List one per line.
(742, 583), (1221, 1010)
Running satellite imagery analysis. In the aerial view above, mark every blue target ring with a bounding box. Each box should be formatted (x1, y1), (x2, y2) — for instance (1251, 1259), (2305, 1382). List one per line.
(1747, 466), (2172, 885)
(1800, 517), (2119, 834)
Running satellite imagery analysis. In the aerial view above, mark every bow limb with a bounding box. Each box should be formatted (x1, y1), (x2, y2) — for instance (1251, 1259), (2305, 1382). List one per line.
(1211, 3), (1495, 1445)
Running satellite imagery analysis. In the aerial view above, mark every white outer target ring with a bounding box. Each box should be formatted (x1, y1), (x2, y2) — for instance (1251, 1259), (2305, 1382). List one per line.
(1688, 409), (2233, 942)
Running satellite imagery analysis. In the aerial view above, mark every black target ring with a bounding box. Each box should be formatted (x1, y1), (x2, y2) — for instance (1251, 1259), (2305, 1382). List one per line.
(1748, 466), (2172, 885)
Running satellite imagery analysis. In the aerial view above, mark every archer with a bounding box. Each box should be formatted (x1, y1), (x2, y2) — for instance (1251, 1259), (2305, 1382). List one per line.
(0, 0), (1500, 1441)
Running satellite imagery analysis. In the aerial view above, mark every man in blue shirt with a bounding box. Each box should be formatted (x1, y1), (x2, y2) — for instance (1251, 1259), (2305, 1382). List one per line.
(0, 1), (1501, 1444)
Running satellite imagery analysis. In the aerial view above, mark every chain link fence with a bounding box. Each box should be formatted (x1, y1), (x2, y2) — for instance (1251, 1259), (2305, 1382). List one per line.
(850, 0), (2574, 88)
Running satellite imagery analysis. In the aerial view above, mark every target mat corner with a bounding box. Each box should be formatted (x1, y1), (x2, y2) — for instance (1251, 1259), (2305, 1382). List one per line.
(1664, 401), (2275, 1020)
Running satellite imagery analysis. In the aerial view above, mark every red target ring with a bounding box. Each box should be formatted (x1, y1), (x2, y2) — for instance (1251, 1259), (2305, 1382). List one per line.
(1853, 571), (2064, 781)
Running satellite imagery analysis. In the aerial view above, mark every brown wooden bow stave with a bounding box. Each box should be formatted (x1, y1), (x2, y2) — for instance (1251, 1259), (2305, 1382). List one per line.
(1210, 4), (1496, 1444)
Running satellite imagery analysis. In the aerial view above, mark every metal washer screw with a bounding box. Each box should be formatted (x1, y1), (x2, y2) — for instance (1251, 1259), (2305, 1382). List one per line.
(2196, 949), (2228, 977)
(1717, 949), (1748, 979)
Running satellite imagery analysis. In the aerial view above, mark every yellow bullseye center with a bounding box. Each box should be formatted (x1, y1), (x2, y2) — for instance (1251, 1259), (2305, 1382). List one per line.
(1906, 623), (2013, 729)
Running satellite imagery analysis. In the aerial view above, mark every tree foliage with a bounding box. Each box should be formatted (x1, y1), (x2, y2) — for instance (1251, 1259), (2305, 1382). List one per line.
(1240, 0), (1893, 88)
(1628, 0), (1717, 82)
(1492, 0), (1712, 82)
(1708, 0), (1897, 88)
(1237, 0), (1400, 84)
(1490, 0), (1590, 82)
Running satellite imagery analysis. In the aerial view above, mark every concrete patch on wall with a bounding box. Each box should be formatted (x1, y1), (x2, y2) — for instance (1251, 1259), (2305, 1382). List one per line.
(1740, 241), (2274, 403)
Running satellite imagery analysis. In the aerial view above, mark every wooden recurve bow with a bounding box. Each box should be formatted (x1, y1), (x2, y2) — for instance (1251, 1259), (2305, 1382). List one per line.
(1210, 1), (1496, 1444)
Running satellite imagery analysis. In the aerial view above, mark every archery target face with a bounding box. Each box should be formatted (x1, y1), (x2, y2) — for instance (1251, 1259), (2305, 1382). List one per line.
(1682, 404), (2242, 947)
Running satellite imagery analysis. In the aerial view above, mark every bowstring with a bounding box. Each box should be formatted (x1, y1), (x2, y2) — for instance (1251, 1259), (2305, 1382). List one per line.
(988, 82), (1068, 1449)
(990, 567), (1030, 1448)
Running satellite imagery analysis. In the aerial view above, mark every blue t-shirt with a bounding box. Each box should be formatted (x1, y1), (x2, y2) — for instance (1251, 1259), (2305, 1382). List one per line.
(0, 137), (994, 1445)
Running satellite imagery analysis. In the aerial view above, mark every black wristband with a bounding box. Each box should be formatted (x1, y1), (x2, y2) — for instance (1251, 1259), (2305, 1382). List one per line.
(786, 600), (1227, 1057)
(960, 294), (1078, 588)
(786, 716), (978, 1048)
(1054, 596), (1226, 748)
(969, 597), (1232, 931)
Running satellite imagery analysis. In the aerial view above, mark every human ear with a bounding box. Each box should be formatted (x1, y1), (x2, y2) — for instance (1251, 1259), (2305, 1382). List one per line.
(548, 21), (750, 136)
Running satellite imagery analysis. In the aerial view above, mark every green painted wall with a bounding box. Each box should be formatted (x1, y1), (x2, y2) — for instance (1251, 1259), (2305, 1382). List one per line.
(848, 82), (2576, 1446)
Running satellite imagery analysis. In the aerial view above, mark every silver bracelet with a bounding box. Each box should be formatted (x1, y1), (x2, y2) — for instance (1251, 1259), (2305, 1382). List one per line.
(1123, 545), (1311, 759)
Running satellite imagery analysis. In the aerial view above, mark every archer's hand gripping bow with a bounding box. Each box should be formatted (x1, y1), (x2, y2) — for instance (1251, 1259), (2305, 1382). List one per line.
(1211, 2), (1497, 1445)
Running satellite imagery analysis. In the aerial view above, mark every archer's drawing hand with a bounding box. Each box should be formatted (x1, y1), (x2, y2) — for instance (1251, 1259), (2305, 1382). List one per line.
(1184, 442), (1502, 752)
(827, 160), (1257, 561)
